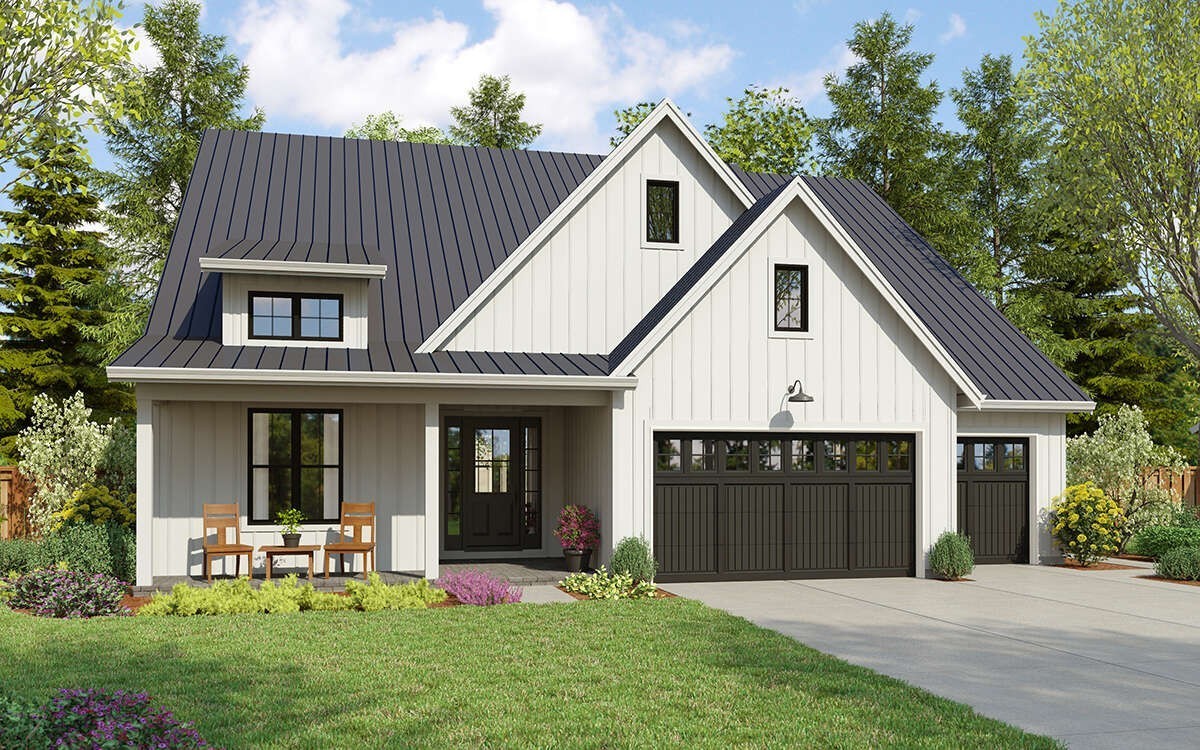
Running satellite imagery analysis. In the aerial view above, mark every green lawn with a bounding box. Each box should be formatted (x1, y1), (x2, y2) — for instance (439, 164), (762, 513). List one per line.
(0, 599), (1059, 749)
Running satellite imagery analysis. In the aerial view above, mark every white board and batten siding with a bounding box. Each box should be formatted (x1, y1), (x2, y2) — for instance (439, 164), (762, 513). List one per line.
(220, 272), (370, 348)
(957, 409), (1068, 563)
(609, 199), (963, 577)
(442, 119), (746, 354)
(151, 401), (425, 577)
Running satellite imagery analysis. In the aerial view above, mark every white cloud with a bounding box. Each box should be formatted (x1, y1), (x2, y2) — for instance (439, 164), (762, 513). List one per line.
(904, 7), (922, 23)
(777, 43), (859, 105)
(232, 0), (735, 151)
(938, 12), (966, 44)
(129, 26), (161, 69)
(793, 0), (829, 14)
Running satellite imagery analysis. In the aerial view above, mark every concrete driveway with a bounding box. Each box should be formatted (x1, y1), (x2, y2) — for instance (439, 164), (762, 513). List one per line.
(666, 562), (1200, 750)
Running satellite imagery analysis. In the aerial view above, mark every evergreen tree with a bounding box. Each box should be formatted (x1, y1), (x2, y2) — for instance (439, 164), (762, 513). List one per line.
(449, 74), (542, 149)
(818, 13), (971, 266)
(0, 128), (132, 456)
(91, 0), (264, 360)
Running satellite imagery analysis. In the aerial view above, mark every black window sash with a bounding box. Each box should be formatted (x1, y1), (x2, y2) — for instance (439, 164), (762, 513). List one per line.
(248, 291), (344, 341)
(247, 409), (344, 524)
(773, 264), (809, 332)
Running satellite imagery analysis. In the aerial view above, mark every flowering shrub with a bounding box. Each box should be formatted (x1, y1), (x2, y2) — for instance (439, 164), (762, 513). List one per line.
(553, 504), (600, 551)
(55, 484), (135, 529)
(437, 569), (522, 605)
(560, 566), (657, 600)
(7, 569), (128, 618)
(0, 689), (212, 748)
(1050, 482), (1124, 566)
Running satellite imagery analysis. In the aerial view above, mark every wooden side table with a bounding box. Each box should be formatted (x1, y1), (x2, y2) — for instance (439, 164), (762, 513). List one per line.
(259, 545), (321, 580)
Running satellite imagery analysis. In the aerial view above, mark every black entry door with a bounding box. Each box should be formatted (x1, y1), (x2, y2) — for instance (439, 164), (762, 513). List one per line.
(956, 438), (1030, 563)
(463, 419), (521, 549)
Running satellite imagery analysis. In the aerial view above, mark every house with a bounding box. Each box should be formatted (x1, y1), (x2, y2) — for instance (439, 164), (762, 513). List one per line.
(108, 100), (1093, 587)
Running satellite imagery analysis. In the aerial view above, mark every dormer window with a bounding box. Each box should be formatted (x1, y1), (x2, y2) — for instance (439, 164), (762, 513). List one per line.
(250, 292), (342, 341)
(646, 179), (680, 244)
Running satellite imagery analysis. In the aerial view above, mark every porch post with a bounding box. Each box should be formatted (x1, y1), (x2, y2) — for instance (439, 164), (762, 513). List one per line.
(423, 402), (439, 580)
(135, 394), (155, 587)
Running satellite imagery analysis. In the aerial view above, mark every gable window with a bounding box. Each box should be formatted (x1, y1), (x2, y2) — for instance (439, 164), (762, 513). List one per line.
(249, 409), (342, 523)
(774, 264), (809, 332)
(250, 292), (342, 341)
(646, 179), (680, 244)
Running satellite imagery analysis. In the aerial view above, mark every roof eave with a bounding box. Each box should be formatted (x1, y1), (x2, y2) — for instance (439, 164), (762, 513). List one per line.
(964, 399), (1097, 413)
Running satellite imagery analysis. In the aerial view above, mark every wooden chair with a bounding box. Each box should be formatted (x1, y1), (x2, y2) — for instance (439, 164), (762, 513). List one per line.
(201, 503), (253, 582)
(324, 502), (376, 579)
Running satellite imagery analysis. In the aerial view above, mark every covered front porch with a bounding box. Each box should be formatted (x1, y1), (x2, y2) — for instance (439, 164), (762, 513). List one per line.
(134, 381), (622, 587)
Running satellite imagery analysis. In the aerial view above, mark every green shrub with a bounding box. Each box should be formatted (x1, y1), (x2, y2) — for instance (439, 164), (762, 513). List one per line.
(138, 573), (445, 616)
(610, 536), (657, 582)
(1050, 482), (1124, 566)
(0, 538), (37, 575)
(560, 566), (657, 600)
(33, 522), (135, 582)
(1154, 546), (1200, 581)
(1128, 525), (1200, 559)
(55, 484), (135, 529)
(929, 532), (974, 579)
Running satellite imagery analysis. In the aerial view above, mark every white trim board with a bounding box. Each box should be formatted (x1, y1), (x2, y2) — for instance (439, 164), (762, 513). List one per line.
(198, 257), (388, 278)
(609, 179), (989, 407)
(107, 366), (637, 391)
(413, 99), (756, 355)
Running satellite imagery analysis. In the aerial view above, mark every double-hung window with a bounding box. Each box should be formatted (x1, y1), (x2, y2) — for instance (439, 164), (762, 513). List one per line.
(250, 292), (342, 341)
(249, 409), (342, 523)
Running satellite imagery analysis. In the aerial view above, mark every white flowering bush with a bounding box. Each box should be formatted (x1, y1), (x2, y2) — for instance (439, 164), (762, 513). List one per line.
(1066, 404), (1183, 548)
(16, 393), (114, 534)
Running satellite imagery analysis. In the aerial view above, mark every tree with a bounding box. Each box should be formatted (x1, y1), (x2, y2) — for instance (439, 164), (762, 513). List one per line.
(0, 0), (135, 196)
(449, 74), (542, 149)
(818, 13), (970, 264)
(1025, 0), (1200, 369)
(951, 55), (1049, 307)
(705, 86), (815, 175)
(91, 0), (264, 360)
(16, 392), (116, 534)
(1066, 404), (1184, 549)
(344, 111), (453, 144)
(610, 102), (657, 148)
(0, 127), (131, 456)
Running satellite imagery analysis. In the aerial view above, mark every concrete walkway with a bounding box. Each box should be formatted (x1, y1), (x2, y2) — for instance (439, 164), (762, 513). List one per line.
(668, 563), (1200, 750)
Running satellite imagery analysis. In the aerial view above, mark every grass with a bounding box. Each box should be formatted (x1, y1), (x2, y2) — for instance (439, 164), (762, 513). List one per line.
(0, 599), (1060, 749)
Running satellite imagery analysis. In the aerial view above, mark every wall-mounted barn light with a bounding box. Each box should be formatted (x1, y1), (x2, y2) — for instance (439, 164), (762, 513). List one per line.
(786, 380), (814, 403)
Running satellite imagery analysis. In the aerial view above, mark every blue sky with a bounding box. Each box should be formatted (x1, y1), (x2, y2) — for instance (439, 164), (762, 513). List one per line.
(109, 0), (1058, 163)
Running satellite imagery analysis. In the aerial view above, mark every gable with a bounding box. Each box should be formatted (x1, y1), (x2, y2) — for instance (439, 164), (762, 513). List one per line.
(628, 198), (955, 423)
(433, 116), (748, 354)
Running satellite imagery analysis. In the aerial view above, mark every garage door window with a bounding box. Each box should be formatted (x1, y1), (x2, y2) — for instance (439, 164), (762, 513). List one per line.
(887, 440), (911, 471)
(823, 440), (847, 471)
(855, 440), (879, 471)
(757, 440), (783, 471)
(655, 438), (682, 471)
(972, 443), (995, 471)
(1002, 442), (1025, 470)
(791, 440), (815, 471)
(690, 439), (718, 471)
(725, 440), (751, 471)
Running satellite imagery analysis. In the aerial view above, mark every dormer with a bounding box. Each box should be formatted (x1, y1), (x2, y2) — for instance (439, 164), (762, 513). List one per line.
(198, 242), (386, 349)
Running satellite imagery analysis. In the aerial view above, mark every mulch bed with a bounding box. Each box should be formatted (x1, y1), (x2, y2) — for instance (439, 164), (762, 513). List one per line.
(121, 594), (152, 614)
(1055, 559), (1140, 571)
(1138, 575), (1200, 588)
(933, 577), (974, 582)
(556, 586), (677, 601)
(1114, 553), (1156, 562)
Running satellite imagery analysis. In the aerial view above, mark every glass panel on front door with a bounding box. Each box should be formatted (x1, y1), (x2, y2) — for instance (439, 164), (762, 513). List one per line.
(474, 428), (511, 493)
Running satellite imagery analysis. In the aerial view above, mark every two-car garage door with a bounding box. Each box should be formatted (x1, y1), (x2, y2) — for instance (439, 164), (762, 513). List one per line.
(652, 434), (916, 582)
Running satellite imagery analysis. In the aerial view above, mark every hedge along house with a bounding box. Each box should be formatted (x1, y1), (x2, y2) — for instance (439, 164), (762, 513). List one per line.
(109, 100), (1093, 587)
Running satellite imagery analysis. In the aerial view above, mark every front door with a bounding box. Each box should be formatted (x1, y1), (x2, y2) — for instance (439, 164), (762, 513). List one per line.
(462, 419), (521, 549)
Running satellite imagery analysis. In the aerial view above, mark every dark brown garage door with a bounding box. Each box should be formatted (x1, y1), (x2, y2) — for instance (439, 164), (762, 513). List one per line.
(956, 438), (1029, 564)
(652, 434), (916, 582)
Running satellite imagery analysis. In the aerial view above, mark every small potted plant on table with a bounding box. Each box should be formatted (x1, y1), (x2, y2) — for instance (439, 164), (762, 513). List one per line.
(276, 508), (305, 547)
(554, 504), (599, 572)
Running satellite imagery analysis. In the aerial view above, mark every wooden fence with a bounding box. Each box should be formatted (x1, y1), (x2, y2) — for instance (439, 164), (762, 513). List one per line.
(1145, 466), (1200, 508)
(0, 466), (32, 539)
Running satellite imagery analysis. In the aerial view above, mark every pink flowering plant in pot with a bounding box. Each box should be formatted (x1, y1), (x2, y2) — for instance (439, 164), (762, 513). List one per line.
(553, 505), (600, 572)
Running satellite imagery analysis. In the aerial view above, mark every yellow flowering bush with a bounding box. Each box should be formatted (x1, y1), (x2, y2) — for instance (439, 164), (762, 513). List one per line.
(1050, 482), (1123, 566)
(54, 484), (135, 529)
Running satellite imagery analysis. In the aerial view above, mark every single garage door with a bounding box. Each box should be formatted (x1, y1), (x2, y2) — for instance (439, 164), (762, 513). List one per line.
(956, 438), (1029, 564)
(653, 434), (915, 582)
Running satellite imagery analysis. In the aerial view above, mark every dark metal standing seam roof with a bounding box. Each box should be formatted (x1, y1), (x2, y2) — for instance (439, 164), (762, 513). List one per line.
(115, 129), (1087, 402)
(112, 130), (609, 376)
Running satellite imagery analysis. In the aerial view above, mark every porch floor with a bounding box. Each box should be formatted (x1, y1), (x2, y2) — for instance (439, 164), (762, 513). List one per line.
(439, 557), (574, 585)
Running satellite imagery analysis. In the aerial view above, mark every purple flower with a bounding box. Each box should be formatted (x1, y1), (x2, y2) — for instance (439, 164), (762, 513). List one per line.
(436, 570), (522, 605)
(6, 570), (128, 618)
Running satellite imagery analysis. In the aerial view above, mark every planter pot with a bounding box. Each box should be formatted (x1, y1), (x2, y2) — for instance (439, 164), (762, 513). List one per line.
(281, 533), (301, 548)
(563, 549), (590, 573)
